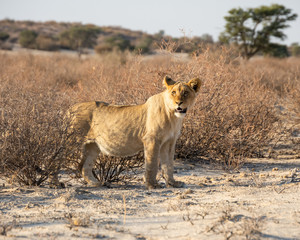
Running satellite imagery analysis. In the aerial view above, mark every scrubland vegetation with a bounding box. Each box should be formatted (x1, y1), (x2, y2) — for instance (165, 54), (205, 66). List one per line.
(0, 44), (300, 186)
(0, 19), (214, 55)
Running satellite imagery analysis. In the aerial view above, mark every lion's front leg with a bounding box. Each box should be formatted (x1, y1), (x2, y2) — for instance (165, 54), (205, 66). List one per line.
(160, 140), (184, 188)
(143, 138), (161, 189)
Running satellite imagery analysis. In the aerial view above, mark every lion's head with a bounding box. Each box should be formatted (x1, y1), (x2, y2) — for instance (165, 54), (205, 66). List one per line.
(163, 76), (202, 118)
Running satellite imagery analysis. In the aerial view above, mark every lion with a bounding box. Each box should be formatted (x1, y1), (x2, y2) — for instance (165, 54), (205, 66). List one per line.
(67, 76), (202, 189)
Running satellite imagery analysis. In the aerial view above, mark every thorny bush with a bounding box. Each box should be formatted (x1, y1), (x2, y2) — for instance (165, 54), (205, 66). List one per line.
(176, 50), (280, 168)
(0, 84), (81, 186)
(67, 152), (144, 185)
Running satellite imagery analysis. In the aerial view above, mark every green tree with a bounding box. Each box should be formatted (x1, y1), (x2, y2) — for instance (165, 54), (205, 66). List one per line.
(19, 30), (37, 49)
(60, 25), (101, 56)
(200, 34), (214, 44)
(264, 43), (289, 58)
(290, 43), (300, 57)
(219, 4), (297, 59)
(154, 30), (165, 41)
(36, 35), (59, 51)
(94, 34), (133, 55)
(135, 35), (153, 54)
(0, 32), (9, 41)
(104, 34), (132, 51)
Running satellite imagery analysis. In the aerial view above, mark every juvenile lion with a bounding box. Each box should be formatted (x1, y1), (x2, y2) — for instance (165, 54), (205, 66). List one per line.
(68, 76), (201, 189)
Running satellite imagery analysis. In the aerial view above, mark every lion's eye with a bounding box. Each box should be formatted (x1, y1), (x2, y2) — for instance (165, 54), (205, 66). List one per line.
(171, 91), (176, 96)
(183, 91), (188, 97)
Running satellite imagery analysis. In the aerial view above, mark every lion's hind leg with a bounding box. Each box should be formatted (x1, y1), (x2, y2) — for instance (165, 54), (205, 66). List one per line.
(81, 142), (101, 187)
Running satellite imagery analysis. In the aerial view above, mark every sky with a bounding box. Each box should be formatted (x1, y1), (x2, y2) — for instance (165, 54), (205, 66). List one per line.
(0, 0), (299, 45)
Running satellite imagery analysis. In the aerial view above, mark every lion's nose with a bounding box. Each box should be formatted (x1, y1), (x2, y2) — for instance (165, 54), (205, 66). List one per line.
(176, 101), (183, 106)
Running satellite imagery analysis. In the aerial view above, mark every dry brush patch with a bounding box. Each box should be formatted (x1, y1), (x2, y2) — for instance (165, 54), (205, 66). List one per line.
(0, 53), (150, 186)
(175, 50), (280, 168)
(206, 206), (265, 240)
(67, 151), (144, 186)
(245, 57), (300, 118)
(0, 49), (298, 186)
(0, 83), (80, 186)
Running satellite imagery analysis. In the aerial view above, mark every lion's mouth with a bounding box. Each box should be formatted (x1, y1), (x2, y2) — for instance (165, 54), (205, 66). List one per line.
(175, 107), (187, 114)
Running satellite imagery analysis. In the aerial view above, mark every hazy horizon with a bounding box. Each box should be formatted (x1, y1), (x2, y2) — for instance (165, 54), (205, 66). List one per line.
(0, 0), (299, 44)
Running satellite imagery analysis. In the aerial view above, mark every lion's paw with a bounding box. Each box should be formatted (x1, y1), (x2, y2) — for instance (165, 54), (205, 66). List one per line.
(146, 182), (163, 190)
(166, 180), (184, 188)
(87, 181), (102, 188)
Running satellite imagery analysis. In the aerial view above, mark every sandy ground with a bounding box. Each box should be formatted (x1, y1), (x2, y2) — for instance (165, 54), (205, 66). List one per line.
(1, 154), (300, 240)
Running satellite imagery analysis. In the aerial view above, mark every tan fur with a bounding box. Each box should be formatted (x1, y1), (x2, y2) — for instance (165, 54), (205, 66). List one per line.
(68, 76), (202, 189)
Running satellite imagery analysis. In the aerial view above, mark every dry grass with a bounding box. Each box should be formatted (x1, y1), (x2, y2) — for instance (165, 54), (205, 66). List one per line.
(0, 46), (299, 186)
(247, 57), (300, 117)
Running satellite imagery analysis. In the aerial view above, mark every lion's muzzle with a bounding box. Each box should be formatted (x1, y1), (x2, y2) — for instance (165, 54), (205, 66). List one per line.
(175, 107), (187, 114)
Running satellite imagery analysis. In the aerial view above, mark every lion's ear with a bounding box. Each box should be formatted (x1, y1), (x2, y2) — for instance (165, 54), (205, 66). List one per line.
(187, 78), (202, 93)
(163, 76), (176, 88)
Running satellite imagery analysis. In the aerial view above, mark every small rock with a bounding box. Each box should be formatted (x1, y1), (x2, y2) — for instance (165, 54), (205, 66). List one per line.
(259, 173), (266, 178)
(239, 172), (247, 178)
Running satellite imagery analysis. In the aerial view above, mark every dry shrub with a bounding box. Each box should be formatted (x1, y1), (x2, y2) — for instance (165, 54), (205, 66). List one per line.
(153, 48), (279, 169)
(66, 148), (144, 186)
(0, 78), (80, 186)
(207, 207), (265, 240)
(0, 53), (155, 186)
(245, 57), (300, 96)
(1, 46), (296, 185)
(94, 153), (144, 185)
(36, 35), (59, 51)
(245, 57), (300, 116)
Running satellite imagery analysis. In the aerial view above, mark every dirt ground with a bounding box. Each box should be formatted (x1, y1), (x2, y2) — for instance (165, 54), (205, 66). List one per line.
(1, 152), (300, 240)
